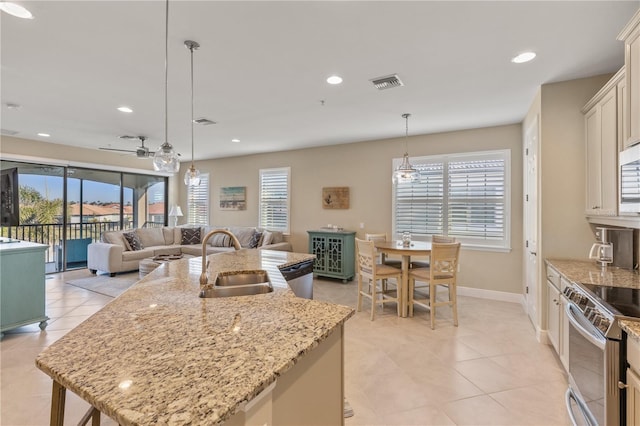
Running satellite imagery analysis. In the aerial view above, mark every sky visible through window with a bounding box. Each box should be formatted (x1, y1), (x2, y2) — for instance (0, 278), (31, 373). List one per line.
(19, 174), (163, 204)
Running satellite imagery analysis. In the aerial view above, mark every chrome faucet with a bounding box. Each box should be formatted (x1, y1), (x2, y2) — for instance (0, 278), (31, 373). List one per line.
(200, 229), (242, 286)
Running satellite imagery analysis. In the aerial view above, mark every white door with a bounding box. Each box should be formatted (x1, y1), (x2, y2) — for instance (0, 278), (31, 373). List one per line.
(524, 116), (539, 327)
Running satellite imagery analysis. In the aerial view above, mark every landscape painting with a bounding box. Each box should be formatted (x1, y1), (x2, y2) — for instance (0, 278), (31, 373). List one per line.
(220, 186), (246, 210)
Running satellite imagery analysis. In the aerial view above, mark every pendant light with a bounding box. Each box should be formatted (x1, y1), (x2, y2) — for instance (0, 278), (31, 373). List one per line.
(153, 0), (180, 173)
(184, 40), (201, 186)
(392, 113), (419, 184)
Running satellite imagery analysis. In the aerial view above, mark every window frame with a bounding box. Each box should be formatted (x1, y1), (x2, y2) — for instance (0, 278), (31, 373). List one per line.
(187, 172), (209, 226)
(258, 167), (291, 234)
(392, 149), (511, 252)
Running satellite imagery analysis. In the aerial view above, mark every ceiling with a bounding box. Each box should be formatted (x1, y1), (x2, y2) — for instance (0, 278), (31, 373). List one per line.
(1, 1), (639, 163)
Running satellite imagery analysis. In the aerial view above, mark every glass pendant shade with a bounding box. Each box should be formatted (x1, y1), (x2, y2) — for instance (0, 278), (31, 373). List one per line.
(393, 113), (419, 184)
(184, 165), (201, 186)
(153, 0), (180, 174)
(153, 142), (180, 173)
(184, 40), (201, 186)
(393, 154), (420, 184)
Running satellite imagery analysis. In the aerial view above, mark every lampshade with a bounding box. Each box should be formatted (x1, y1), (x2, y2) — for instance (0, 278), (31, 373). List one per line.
(184, 39), (201, 186)
(168, 205), (183, 217)
(392, 113), (419, 184)
(153, 0), (180, 174)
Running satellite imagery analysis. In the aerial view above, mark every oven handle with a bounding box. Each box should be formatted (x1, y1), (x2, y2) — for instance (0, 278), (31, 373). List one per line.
(565, 388), (598, 426)
(565, 301), (606, 351)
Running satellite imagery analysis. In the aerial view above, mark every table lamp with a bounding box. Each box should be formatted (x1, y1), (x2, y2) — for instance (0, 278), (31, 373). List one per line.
(168, 205), (183, 227)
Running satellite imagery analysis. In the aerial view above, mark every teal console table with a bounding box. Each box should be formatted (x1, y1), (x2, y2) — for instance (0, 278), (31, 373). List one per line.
(307, 230), (355, 283)
(0, 240), (49, 338)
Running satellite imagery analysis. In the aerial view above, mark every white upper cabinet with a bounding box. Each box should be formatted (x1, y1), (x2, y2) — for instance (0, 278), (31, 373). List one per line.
(583, 71), (622, 216)
(619, 9), (640, 149)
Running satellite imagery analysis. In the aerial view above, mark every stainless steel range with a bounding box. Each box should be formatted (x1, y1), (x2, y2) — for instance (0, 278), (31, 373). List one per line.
(563, 281), (626, 426)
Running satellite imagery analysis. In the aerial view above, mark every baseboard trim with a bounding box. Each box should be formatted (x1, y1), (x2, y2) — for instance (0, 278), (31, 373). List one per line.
(457, 286), (524, 304)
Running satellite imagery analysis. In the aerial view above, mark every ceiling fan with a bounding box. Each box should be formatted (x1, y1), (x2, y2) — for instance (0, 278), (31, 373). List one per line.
(99, 135), (180, 159)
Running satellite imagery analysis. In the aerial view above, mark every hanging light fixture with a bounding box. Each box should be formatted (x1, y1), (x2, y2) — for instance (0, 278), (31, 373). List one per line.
(184, 40), (201, 186)
(392, 113), (420, 184)
(153, 0), (180, 173)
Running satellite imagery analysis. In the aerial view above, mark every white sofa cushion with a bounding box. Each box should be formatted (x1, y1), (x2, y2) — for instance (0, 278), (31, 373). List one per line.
(102, 231), (130, 250)
(162, 227), (175, 245)
(136, 228), (165, 248)
(228, 226), (257, 248)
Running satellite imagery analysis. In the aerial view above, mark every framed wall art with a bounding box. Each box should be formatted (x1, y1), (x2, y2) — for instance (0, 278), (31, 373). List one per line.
(322, 187), (349, 209)
(220, 186), (246, 210)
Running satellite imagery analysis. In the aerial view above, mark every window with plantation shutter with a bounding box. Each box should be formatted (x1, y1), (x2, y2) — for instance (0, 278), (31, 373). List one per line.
(259, 167), (290, 233)
(393, 150), (510, 250)
(187, 173), (209, 225)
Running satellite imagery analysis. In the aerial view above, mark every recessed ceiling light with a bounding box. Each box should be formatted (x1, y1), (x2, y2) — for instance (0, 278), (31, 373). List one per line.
(231, 138), (240, 143)
(327, 75), (343, 85)
(511, 52), (536, 64)
(117, 106), (133, 113)
(0, 2), (33, 19)
(37, 133), (50, 137)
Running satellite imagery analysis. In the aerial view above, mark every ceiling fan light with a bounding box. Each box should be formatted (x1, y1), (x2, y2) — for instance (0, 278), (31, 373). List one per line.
(153, 142), (180, 173)
(184, 165), (201, 186)
(0, 2), (33, 19)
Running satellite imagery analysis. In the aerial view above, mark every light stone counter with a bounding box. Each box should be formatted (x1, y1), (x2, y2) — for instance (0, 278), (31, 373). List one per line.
(36, 249), (354, 425)
(546, 258), (640, 289)
(547, 258), (640, 341)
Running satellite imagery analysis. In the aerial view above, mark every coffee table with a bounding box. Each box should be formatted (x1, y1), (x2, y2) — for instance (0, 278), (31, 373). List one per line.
(139, 254), (194, 278)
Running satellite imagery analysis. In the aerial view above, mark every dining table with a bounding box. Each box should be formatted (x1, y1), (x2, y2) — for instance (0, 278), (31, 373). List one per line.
(374, 240), (432, 317)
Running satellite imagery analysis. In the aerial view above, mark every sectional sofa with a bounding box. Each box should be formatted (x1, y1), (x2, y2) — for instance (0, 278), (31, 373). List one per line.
(87, 226), (291, 276)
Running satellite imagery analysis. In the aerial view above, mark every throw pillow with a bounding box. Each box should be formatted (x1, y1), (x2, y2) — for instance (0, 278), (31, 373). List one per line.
(211, 233), (231, 247)
(181, 228), (201, 245)
(122, 231), (143, 251)
(261, 230), (273, 246)
(249, 231), (263, 249)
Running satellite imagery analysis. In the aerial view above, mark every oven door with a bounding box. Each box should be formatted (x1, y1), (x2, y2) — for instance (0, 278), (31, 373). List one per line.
(565, 301), (619, 425)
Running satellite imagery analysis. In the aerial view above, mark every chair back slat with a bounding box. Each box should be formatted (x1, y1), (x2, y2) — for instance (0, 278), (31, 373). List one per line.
(430, 242), (460, 280)
(432, 235), (456, 243)
(355, 238), (376, 280)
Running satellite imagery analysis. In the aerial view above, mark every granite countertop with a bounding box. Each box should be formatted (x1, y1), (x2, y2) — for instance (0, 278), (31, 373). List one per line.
(36, 249), (354, 425)
(545, 258), (640, 289)
(621, 319), (640, 342)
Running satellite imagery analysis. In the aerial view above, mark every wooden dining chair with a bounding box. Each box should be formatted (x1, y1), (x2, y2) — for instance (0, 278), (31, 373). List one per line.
(355, 238), (402, 320)
(408, 242), (460, 329)
(411, 235), (456, 269)
(364, 233), (401, 267)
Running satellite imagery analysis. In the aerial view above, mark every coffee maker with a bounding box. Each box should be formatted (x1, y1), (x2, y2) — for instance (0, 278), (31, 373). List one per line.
(592, 226), (638, 270)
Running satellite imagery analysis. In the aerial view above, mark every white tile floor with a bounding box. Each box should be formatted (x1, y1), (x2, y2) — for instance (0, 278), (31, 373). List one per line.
(1, 270), (570, 425)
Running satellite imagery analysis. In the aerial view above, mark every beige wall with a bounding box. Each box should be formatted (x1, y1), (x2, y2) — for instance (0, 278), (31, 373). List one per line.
(539, 75), (613, 260)
(180, 123), (524, 294)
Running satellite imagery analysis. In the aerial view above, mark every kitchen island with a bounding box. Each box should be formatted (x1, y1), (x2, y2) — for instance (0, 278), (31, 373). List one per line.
(36, 249), (354, 425)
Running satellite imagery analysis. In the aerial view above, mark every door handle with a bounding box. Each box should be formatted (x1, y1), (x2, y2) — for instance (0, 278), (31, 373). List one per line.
(530, 252), (537, 256)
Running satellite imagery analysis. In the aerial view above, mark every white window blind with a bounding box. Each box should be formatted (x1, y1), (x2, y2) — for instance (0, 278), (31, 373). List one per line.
(259, 167), (290, 232)
(393, 150), (510, 250)
(187, 173), (209, 225)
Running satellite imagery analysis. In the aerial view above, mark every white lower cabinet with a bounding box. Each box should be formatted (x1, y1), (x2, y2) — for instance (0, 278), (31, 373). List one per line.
(628, 337), (640, 426)
(545, 264), (569, 371)
(547, 280), (561, 352)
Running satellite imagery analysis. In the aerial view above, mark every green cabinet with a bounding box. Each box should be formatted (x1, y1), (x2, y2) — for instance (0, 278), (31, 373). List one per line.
(0, 240), (49, 338)
(307, 230), (355, 283)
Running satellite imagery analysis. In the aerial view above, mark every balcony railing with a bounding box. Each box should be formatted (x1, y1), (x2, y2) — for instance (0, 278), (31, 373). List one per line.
(0, 221), (165, 272)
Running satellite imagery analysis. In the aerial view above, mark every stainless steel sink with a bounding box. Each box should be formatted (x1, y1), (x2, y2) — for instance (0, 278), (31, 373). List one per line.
(215, 270), (270, 286)
(199, 270), (273, 298)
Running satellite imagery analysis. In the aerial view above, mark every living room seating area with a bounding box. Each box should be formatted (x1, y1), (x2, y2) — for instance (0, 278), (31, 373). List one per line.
(87, 226), (291, 276)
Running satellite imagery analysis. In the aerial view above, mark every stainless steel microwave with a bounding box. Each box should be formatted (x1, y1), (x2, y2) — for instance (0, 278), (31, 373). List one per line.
(620, 143), (640, 214)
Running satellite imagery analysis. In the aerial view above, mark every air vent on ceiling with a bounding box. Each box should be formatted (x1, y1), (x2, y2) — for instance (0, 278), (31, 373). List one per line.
(1, 129), (19, 136)
(193, 117), (216, 125)
(370, 74), (404, 90)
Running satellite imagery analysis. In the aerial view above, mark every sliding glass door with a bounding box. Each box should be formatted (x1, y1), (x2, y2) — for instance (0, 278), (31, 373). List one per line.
(0, 159), (168, 273)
